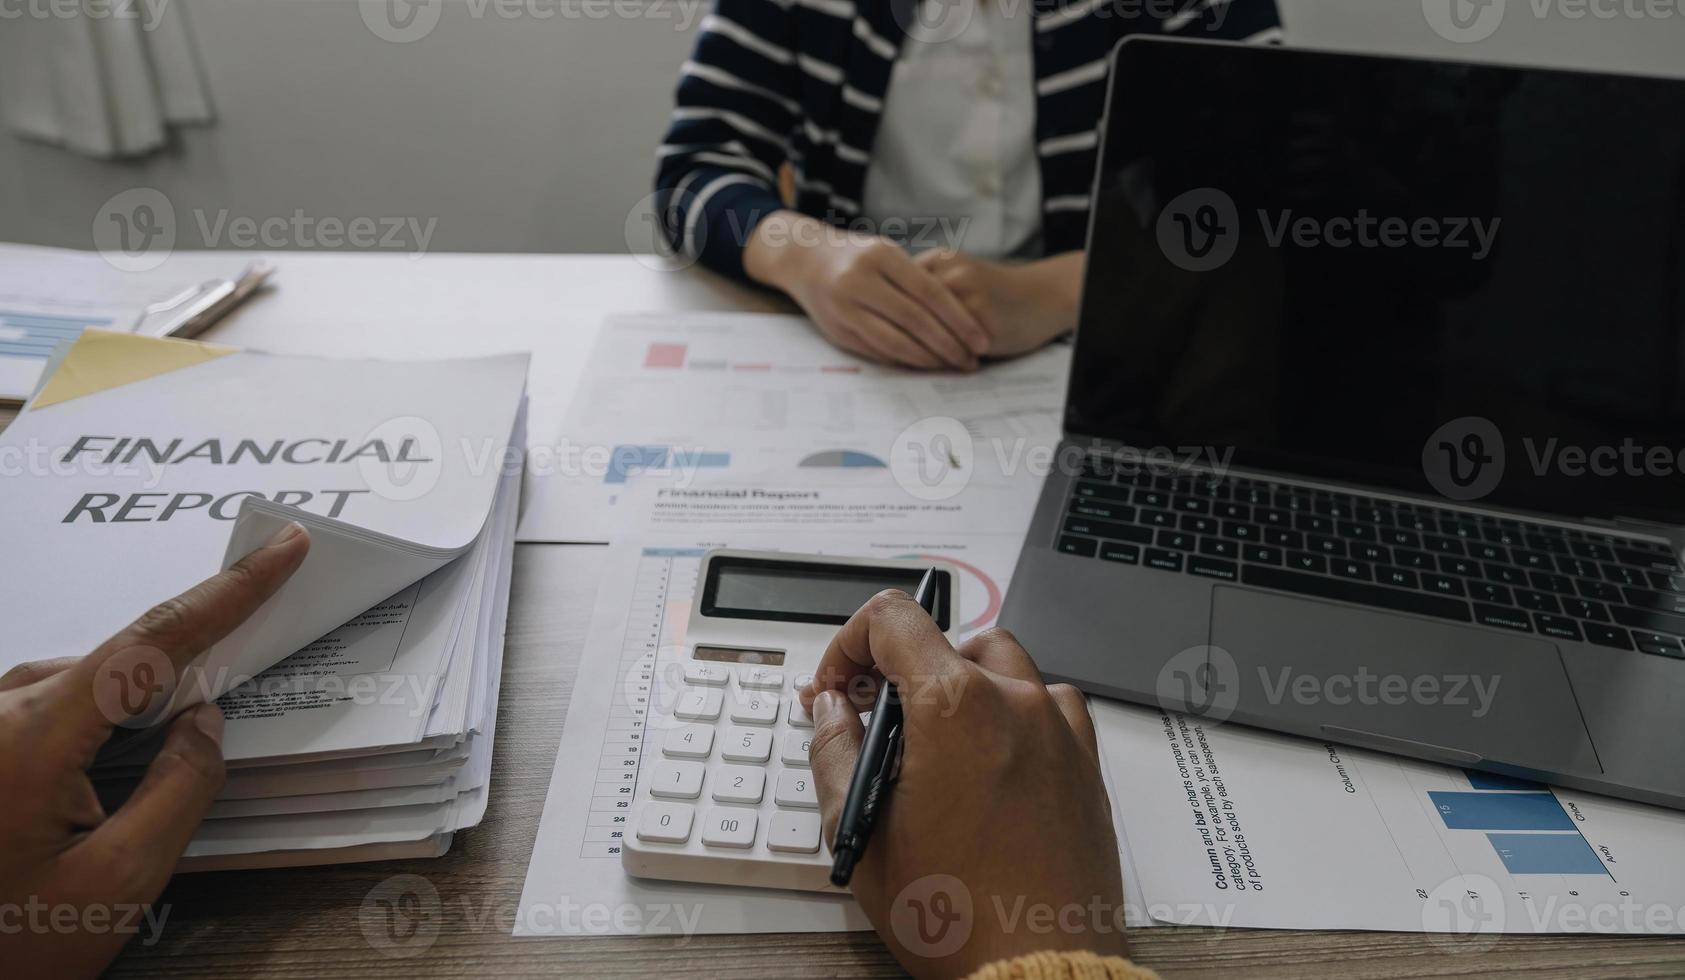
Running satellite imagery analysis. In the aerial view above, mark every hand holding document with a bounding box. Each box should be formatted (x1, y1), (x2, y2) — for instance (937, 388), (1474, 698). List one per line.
(0, 330), (529, 867)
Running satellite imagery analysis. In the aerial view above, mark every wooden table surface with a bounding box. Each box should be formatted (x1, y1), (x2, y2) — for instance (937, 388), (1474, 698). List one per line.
(6, 254), (1683, 977)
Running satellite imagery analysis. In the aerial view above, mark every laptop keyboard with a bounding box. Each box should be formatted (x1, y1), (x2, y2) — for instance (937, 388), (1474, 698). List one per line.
(1056, 457), (1685, 659)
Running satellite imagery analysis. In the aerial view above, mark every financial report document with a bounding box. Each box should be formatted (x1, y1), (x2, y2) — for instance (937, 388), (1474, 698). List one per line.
(516, 312), (1071, 543)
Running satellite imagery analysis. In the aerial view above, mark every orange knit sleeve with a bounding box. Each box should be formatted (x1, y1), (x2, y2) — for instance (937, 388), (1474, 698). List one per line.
(965, 950), (1160, 980)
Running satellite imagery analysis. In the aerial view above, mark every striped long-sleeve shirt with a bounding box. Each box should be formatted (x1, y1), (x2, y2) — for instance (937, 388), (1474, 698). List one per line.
(654, 0), (1283, 282)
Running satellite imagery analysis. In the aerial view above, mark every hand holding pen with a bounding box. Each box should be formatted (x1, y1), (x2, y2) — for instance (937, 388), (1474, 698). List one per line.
(798, 583), (1129, 978)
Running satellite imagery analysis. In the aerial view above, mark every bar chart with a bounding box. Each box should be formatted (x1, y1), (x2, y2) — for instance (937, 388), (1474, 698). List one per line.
(1428, 773), (1613, 879)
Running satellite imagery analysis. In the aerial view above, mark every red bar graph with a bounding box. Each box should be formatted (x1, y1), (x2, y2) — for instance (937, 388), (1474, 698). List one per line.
(644, 343), (687, 369)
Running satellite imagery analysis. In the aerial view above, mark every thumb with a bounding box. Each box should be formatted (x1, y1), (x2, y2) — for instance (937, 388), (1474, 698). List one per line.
(807, 689), (865, 843)
(70, 704), (226, 901)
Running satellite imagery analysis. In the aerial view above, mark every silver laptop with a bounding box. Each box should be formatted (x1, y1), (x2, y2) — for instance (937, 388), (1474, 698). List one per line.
(999, 38), (1685, 810)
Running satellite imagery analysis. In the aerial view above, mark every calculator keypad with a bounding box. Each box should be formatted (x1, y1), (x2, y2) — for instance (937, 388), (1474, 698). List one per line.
(631, 660), (833, 879)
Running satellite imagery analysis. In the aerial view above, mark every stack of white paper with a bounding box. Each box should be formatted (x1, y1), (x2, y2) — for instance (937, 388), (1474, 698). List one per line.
(0, 330), (528, 869)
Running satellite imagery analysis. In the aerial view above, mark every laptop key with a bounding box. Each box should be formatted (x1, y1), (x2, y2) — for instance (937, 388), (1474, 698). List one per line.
(1557, 556), (1601, 580)
(1244, 545), (1283, 565)
(1378, 566), (1419, 590)
(1572, 540), (1617, 562)
(1602, 564), (1645, 588)
(1287, 551), (1329, 574)
(1395, 549), (1434, 570)
(1485, 564), (1525, 586)
(1255, 506), (1289, 527)
(1099, 541), (1141, 564)
(1064, 516), (1151, 544)
(1134, 490), (1169, 509)
(1611, 605), (1685, 637)
(1295, 515), (1333, 534)
(1157, 530), (1194, 551)
(1180, 515), (1218, 535)
(1624, 588), (1685, 616)
(1141, 508), (1176, 528)
(1144, 548), (1184, 572)
(1534, 615), (1584, 641)
(1189, 556), (1239, 581)
(1474, 604), (1532, 632)
(1174, 496), (1210, 515)
(1199, 538), (1238, 559)
(1470, 581), (1512, 605)
(1310, 535), (1345, 557)
(1384, 529), (1422, 549)
(1440, 556), (1479, 578)
(1562, 598), (1610, 622)
(1355, 543), (1391, 564)
(1514, 550), (1553, 570)
(1425, 575), (1466, 597)
(1333, 559), (1372, 581)
(1337, 521), (1377, 542)
(1583, 622), (1635, 651)
(1070, 500), (1130, 522)
(1242, 565), (1472, 622)
(1578, 579), (1621, 602)
(1057, 535), (1098, 558)
(1632, 631), (1685, 658)
(1529, 571), (1576, 595)
(1472, 543), (1511, 563)
(1514, 589), (1560, 614)
(1073, 480), (1131, 502)
(1216, 503), (1250, 521)
(1615, 547), (1677, 572)
(1264, 528), (1303, 549)
(1651, 572), (1685, 594)
(1224, 521), (1260, 541)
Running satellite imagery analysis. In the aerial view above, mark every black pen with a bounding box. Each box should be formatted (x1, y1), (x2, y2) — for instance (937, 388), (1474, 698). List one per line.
(830, 567), (938, 887)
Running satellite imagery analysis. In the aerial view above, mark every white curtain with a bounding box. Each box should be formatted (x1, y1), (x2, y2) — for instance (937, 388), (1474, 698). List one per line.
(0, 1), (214, 159)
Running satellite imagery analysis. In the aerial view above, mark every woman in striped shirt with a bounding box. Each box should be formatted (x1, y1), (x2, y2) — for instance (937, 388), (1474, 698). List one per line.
(655, 0), (1282, 370)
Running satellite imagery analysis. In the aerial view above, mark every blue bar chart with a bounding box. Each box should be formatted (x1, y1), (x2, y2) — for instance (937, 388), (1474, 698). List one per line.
(1423, 772), (1611, 878)
(1429, 791), (1578, 831)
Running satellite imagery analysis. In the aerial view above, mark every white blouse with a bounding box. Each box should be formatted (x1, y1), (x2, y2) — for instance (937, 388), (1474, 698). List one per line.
(860, 0), (1043, 259)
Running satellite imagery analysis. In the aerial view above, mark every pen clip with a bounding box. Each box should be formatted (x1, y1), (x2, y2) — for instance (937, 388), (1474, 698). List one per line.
(876, 723), (904, 787)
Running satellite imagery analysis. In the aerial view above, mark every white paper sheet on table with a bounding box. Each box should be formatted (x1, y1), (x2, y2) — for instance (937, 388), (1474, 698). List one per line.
(1095, 699), (1685, 934)
(515, 312), (1069, 543)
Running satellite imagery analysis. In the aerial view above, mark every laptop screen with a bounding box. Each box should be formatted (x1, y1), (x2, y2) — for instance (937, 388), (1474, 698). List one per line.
(1069, 39), (1685, 526)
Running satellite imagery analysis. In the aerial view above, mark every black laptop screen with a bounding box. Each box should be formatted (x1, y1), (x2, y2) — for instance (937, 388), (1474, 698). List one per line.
(1069, 39), (1685, 526)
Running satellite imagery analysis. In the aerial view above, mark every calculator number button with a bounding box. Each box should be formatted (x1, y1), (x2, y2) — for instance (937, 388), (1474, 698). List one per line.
(729, 691), (780, 726)
(700, 808), (758, 849)
(662, 724), (714, 759)
(767, 810), (822, 853)
(673, 688), (723, 721)
(636, 803), (694, 843)
(721, 726), (772, 763)
(787, 696), (814, 729)
(780, 731), (812, 767)
(712, 765), (766, 804)
(775, 770), (818, 809)
(648, 761), (704, 800)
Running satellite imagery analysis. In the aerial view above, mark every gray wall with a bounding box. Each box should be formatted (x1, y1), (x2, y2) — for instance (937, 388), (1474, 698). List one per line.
(1, 0), (1681, 254)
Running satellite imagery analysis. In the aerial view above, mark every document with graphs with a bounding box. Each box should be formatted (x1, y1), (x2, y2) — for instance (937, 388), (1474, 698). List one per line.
(1094, 700), (1685, 934)
(516, 312), (1069, 543)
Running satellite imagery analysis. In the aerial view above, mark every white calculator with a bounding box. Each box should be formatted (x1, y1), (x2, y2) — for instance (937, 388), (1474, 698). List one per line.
(622, 549), (957, 892)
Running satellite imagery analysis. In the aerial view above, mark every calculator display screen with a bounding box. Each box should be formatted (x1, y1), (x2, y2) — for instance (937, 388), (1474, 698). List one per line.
(693, 645), (787, 665)
(701, 557), (951, 629)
